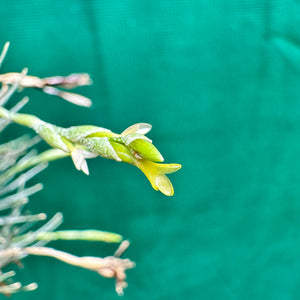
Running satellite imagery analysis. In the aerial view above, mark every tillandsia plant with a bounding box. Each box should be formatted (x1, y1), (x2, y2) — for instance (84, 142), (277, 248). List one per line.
(0, 42), (181, 296)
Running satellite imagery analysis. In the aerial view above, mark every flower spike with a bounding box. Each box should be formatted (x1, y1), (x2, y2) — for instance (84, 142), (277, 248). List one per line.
(0, 105), (181, 196)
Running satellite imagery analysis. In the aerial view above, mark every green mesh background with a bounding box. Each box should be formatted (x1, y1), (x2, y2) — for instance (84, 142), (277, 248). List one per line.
(1, 0), (300, 299)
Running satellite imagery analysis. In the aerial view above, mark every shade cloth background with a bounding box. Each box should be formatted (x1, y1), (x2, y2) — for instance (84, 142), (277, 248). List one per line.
(1, 0), (300, 299)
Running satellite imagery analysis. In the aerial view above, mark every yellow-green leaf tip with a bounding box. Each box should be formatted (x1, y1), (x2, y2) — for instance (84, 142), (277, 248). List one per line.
(135, 160), (182, 196)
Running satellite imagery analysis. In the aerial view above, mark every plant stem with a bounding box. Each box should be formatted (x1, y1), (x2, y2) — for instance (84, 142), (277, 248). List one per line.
(0, 149), (69, 185)
(17, 230), (123, 244)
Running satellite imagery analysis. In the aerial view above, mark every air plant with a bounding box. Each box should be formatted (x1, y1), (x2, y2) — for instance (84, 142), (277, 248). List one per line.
(0, 42), (181, 296)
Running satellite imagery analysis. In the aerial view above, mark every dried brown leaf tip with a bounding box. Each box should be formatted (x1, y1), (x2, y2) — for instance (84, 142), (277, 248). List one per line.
(0, 72), (92, 107)
(0, 240), (134, 296)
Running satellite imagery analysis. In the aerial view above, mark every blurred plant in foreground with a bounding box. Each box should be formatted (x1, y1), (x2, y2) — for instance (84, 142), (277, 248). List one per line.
(0, 41), (181, 296)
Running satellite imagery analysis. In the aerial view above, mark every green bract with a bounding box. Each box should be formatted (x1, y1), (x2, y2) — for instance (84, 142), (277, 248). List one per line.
(128, 138), (164, 162)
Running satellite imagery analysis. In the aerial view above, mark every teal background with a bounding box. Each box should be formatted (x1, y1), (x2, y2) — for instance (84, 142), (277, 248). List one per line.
(1, 0), (300, 299)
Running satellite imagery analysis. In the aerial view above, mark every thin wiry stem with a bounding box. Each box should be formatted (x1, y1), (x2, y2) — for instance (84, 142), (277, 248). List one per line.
(0, 213), (46, 226)
(12, 213), (63, 248)
(0, 96), (29, 131)
(0, 42), (9, 70)
(0, 68), (28, 107)
(21, 230), (123, 243)
(0, 163), (48, 196)
(0, 183), (43, 211)
(0, 149), (69, 186)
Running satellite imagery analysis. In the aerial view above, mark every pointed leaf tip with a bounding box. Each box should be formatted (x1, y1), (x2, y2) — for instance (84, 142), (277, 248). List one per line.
(121, 123), (152, 135)
(156, 175), (174, 196)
